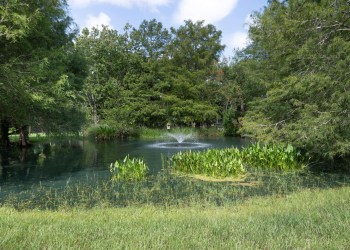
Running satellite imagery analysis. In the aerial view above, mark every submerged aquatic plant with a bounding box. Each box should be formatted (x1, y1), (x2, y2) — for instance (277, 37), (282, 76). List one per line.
(110, 156), (148, 181)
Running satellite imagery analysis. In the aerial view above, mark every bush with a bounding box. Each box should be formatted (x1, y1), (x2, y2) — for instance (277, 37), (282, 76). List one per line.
(223, 109), (240, 136)
(87, 124), (138, 140)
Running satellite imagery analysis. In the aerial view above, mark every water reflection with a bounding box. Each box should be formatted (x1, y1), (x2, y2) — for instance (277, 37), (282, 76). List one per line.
(0, 137), (249, 186)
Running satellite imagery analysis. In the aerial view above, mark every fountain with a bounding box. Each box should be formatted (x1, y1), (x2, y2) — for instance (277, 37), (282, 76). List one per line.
(148, 132), (210, 149)
(167, 133), (193, 143)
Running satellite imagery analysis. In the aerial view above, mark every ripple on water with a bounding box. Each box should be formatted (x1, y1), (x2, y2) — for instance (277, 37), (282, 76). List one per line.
(148, 142), (211, 149)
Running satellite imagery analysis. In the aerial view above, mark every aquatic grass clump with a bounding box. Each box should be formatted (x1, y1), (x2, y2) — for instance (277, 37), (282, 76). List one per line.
(110, 156), (148, 181)
(171, 148), (245, 178)
(170, 142), (306, 178)
(87, 124), (138, 140)
(88, 125), (118, 140)
(242, 143), (306, 170)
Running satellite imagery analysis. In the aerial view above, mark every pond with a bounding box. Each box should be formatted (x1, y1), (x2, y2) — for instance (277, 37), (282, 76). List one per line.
(1, 137), (349, 209)
(0, 137), (249, 188)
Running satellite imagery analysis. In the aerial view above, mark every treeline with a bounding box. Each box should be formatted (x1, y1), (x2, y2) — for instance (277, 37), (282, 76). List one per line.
(0, 0), (349, 164)
(76, 19), (227, 135)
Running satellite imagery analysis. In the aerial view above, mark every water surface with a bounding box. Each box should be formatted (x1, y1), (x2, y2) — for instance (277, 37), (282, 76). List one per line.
(0, 137), (249, 188)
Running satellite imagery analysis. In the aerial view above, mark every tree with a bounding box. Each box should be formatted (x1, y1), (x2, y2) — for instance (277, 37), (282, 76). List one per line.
(169, 20), (225, 72)
(0, 0), (85, 147)
(239, 0), (350, 161)
(75, 19), (227, 133)
(76, 27), (128, 125)
(130, 19), (171, 60)
(163, 20), (225, 126)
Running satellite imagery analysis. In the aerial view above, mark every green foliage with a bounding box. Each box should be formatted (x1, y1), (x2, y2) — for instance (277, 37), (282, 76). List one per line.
(169, 20), (225, 71)
(138, 127), (166, 139)
(87, 125), (119, 140)
(171, 143), (305, 178)
(242, 143), (306, 171)
(87, 124), (138, 140)
(0, 0), (85, 146)
(171, 148), (245, 178)
(236, 0), (350, 161)
(0, 1), (37, 42)
(223, 109), (238, 136)
(110, 156), (148, 181)
(130, 19), (171, 60)
(75, 19), (225, 132)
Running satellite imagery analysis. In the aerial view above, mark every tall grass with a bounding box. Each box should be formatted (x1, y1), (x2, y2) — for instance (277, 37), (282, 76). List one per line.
(1, 187), (350, 249)
(138, 127), (168, 139)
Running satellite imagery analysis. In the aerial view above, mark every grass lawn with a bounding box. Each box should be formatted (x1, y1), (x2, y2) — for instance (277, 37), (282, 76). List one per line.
(1, 186), (349, 249)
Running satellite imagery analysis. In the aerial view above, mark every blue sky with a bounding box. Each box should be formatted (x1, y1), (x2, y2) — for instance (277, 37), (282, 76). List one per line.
(67, 0), (268, 57)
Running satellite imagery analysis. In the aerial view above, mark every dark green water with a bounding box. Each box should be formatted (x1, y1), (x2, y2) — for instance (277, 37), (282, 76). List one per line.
(0, 137), (249, 187)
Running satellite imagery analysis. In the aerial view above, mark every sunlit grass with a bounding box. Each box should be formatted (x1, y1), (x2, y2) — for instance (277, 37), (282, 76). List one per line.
(1, 187), (349, 249)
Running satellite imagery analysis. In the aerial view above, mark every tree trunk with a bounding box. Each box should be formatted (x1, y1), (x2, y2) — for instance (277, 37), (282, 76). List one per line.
(93, 104), (98, 125)
(0, 119), (10, 147)
(19, 125), (31, 148)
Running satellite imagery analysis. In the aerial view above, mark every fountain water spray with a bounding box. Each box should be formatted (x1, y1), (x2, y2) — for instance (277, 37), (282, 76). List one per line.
(167, 133), (193, 143)
(148, 132), (210, 149)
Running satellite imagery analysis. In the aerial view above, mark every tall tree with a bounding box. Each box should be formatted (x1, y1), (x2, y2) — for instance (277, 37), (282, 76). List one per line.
(76, 27), (128, 125)
(164, 20), (225, 126)
(130, 19), (171, 60)
(0, 0), (85, 147)
(239, 0), (350, 161)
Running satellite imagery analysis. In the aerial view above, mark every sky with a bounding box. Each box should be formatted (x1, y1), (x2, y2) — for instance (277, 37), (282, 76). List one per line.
(67, 0), (268, 58)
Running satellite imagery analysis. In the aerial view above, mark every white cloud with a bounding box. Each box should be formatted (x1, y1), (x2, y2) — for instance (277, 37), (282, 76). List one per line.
(174, 0), (238, 24)
(227, 31), (249, 50)
(85, 12), (112, 29)
(69, 0), (92, 7)
(69, 0), (171, 9)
